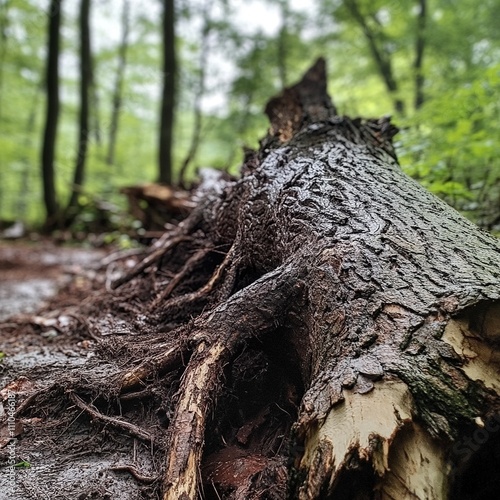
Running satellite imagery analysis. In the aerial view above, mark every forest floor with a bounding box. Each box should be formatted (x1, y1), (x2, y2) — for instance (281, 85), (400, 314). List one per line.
(0, 241), (106, 320)
(0, 241), (154, 499)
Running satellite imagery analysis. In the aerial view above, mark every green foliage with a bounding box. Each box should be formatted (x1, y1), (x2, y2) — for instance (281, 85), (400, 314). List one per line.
(14, 460), (31, 468)
(398, 64), (500, 227)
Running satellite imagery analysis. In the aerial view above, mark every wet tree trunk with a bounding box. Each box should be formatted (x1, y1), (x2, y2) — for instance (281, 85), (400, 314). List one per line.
(10, 59), (500, 499)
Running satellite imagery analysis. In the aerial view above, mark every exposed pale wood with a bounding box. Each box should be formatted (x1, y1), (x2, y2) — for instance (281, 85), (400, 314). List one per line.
(380, 422), (449, 499)
(299, 381), (414, 498)
(443, 315), (500, 393)
(163, 341), (226, 499)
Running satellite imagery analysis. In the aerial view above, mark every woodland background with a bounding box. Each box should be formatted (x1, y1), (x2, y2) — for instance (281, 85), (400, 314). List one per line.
(1, 0), (500, 234)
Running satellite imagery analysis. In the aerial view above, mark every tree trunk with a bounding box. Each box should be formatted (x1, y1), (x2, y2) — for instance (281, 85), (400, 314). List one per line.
(0, 0), (11, 123)
(413, 0), (427, 110)
(158, 0), (176, 185)
(66, 0), (91, 219)
(178, 0), (210, 187)
(8, 59), (500, 499)
(106, 0), (130, 167)
(41, 0), (62, 227)
(0, 0), (10, 215)
(344, 0), (405, 115)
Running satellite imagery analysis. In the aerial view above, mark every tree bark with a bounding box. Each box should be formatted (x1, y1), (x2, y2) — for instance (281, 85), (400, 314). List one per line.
(10, 59), (500, 499)
(66, 0), (91, 219)
(41, 0), (62, 227)
(158, 0), (176, 185)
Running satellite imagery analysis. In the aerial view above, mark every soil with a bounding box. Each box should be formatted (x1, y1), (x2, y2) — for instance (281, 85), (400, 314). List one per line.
(0, 241), (154, 499)
(0, 241), (105, 321)
(0, 233), (299, 499)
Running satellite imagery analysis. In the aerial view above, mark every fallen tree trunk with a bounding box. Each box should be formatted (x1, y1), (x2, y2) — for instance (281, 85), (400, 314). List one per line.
(4, 59), (500, 499)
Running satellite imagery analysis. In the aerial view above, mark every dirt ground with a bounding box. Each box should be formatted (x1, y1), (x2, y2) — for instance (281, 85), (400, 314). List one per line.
(0, 235), (296, 499)
(0, 241), (159, 499)
(0, 241), (106, 321)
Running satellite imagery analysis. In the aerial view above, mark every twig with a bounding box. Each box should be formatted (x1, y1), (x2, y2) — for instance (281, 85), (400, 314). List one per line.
(119, 387), (153, 401)
(68, 393), (153, 444)
(110, 464), (158, 484)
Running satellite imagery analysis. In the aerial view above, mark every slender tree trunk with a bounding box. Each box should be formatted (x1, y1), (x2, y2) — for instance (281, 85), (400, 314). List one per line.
(345, 0), (405, 114)
(41, 0), (62, 227)
(67, 0), (91, 218)
(178, 1), (209, 186)
(106, 0), (130, 167)
(90, 59), (101, 146)
(0, 0), (8, 215)
(414, 0), (427, 110)
(277, 0), (289, 89)
(17, 82), (43, 218)
(0, 0), (11, 124)
(158, 0), (176, 185)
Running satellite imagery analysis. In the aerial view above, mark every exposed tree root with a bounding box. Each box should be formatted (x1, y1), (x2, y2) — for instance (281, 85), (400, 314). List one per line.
(69, 392), (153, 444)
(110, 234), (190, 289)
(157, 262), (303, 497)
(149, 247), (212, 309)
(110, 464), (158, 484)
(163, 341), (228, 499)
(120, 342), (184, 392)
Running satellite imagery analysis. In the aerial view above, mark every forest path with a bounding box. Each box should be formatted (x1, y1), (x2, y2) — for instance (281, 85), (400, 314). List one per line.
(0, 241), (105, 321)
(0, 242), (148, 500)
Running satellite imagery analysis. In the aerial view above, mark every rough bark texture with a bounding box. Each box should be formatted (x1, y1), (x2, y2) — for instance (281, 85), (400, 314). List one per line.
(4, 59), (500, 499)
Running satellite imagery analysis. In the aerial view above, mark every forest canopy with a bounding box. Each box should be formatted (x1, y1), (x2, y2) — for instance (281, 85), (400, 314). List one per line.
(1, 0), (500, 231)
